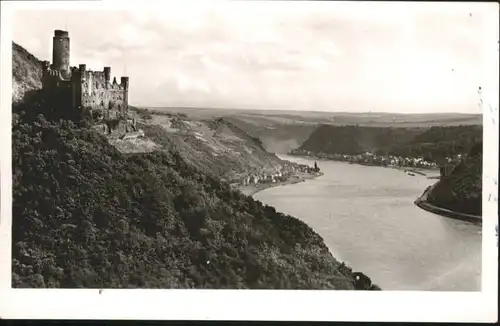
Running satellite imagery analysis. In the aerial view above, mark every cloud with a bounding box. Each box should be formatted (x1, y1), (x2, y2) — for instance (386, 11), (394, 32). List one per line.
(11, 2), (497, 113)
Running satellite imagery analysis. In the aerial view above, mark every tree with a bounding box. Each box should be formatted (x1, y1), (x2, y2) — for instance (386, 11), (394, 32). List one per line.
(313, 161), (319, 172)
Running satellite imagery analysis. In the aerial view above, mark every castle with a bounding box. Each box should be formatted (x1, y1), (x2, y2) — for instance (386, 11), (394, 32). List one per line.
(42, 29), (136, 134)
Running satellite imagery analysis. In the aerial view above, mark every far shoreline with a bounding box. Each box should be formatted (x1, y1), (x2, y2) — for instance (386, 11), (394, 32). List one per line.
(238, 171), (324, 197)
(284, 153), (441, 177)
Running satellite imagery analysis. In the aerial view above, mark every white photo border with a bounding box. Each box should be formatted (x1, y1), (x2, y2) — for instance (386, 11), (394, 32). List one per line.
(0, 0), (498, 322)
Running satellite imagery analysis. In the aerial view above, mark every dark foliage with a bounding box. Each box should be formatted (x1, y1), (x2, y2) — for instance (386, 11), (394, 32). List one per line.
(388, 125), (483, 162)
(299, 125), (423, 156)
(427, 142), (483, 216)
(12, 98), (363, 289)
(299, 124), (482, 163)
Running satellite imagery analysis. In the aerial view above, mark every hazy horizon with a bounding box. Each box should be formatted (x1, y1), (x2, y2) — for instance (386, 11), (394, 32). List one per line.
(140, 105), (484, 116)
(11, 1), (498, 114)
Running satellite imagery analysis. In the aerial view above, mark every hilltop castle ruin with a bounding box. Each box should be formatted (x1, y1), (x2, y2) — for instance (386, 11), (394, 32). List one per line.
(42, 29), (136, 134)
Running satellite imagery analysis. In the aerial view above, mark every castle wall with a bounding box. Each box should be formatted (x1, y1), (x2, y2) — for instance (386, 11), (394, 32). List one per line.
(79, 70), (127, 119)
(41, 69), (75, 110)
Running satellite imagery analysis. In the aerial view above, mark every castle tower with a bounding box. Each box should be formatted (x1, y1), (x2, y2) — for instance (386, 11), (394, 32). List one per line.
(121, 76), (129, 90)
(104, 67), (111, 86)
(121, 77), (129, 111)
(79, 64), (86, 75)
(52, 30), (70, 72)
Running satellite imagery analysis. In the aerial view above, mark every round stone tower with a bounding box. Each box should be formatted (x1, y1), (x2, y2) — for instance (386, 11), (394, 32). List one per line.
(52, 30), (70, 72)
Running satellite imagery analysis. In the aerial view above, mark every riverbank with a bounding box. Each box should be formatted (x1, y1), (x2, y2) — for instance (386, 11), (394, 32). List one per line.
(238, 171), (324, 196)
(289, 153), (440, 177)
(392, 166), (440, 177)
(414, 185), (482, 225)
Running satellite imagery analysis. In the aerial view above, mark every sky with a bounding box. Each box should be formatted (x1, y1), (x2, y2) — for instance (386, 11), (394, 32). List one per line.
(10, 1), (499, 113)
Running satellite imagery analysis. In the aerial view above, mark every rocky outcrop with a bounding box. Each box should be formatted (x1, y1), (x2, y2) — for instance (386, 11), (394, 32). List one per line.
(12, 42), (43, 104)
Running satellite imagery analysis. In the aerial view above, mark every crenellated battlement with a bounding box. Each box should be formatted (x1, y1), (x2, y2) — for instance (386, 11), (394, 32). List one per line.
(42, 29), (131, 132)
(76, 67), (129, 90)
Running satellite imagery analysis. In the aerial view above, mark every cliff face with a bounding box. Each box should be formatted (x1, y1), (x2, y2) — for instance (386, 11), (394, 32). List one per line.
(12, 42), (368, 289)
(12, 42), (43, 104)
(426, 142), (483, 216)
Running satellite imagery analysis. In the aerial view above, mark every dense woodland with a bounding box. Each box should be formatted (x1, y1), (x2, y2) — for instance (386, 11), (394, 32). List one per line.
(427, 142), (483, 216)
(299, 124), (483, 163)
(12, 97), (380, 289)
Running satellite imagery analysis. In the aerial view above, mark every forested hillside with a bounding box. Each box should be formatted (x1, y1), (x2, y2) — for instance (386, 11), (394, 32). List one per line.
(387, 125), (483, 162)
(298, 124), (482, 162)
(426, 142), (483, 216)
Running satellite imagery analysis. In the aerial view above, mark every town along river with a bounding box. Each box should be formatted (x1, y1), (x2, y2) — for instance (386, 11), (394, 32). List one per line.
(254, 155), (482, 291)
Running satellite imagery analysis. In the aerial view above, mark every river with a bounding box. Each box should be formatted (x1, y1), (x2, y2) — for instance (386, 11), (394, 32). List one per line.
(254, 155), (482, 291)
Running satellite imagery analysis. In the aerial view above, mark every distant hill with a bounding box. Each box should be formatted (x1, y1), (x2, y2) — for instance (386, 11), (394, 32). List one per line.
(297, 124), (482, 163)
(298, 124), (423, 156)
(426, 142), (483, 216)
(389, 125), (483, 162)
(223, 116), (318, 154)
(145, 107), (481, 155)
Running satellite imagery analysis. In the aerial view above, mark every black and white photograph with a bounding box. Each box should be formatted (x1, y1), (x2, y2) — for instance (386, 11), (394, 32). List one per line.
(0, 0), (498, 322)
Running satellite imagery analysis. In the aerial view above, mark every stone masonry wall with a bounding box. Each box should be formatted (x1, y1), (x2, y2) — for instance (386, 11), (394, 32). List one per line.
(80, 71), (127, 119)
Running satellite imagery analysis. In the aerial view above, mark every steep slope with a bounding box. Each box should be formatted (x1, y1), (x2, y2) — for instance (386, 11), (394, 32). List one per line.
(12, 42), (43, 104)
(135, 112), (293, 183)
(426, 142), (483, 216)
